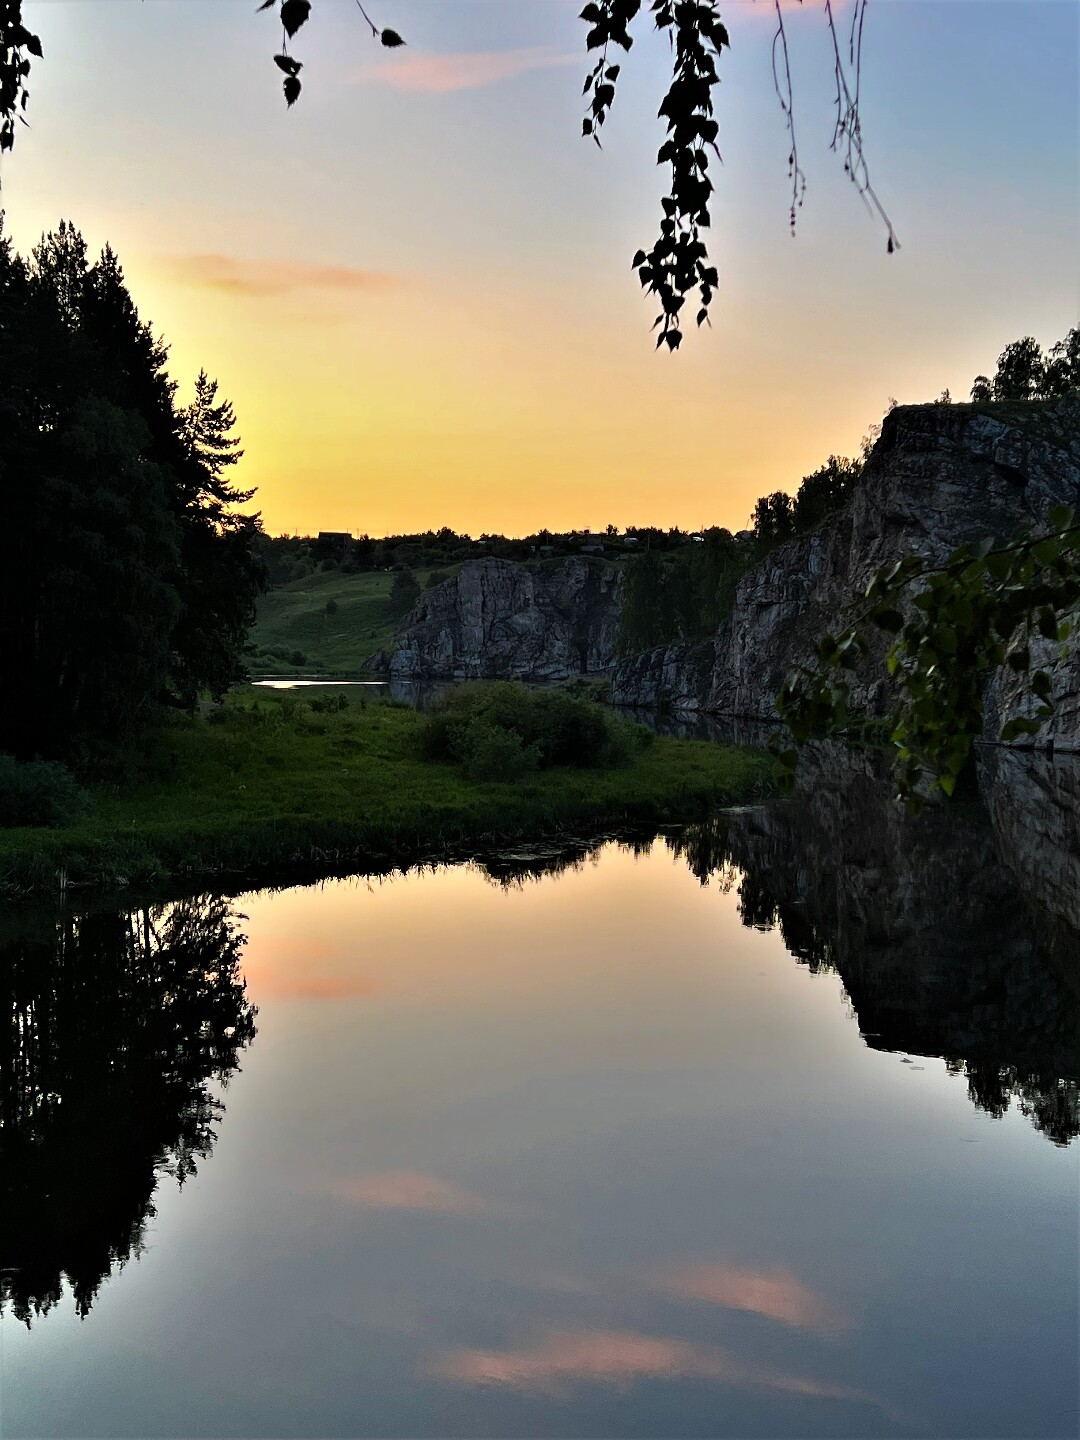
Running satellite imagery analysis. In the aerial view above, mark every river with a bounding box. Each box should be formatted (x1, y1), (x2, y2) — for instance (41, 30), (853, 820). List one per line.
(1, 748), (1077, 1438)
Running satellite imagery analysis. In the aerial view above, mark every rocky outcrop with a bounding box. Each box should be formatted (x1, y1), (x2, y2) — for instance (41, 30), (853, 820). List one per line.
(613, 396), (1080, 741)
(382, 557), (623, 682)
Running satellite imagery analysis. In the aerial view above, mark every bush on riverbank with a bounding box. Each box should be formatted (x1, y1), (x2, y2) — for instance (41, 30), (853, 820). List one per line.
(0, 756), (89, 828)
(420, 682), (652, 780)
(0, 689), (776, 897)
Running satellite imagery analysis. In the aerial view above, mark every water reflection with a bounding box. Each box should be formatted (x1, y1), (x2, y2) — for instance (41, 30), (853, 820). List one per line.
(0, 780), (1076, 1437)
(0, 897), (256, 1325)
(669, 744), (1080, 1147)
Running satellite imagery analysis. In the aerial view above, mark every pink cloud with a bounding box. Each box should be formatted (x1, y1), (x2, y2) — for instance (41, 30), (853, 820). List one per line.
(362, 47), (579, 95)
(659, 1262), (850, 1334)
(334, 1171), (492, 1215)
(432, 1328), (870, 1405)
(171, 254), (401, 298)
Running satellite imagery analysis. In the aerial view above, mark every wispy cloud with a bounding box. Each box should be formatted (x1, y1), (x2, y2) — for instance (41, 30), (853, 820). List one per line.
(360, 47), (579, 95)
(171, 254), (401, 299)
(333, 1171), (493, 1216)
(658, 1262), (850, 1334)
(432, 1328), (871, 1405)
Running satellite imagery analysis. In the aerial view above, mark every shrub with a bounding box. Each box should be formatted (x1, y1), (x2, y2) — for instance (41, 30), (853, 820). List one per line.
(461, 722), (541, 783)
(419, 682), (649, 773)
(0, 755), (90, 828)
(309, 693), (349, 714)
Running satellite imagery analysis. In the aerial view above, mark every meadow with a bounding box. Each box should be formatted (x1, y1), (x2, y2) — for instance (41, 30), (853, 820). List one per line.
(248, 567), (453, 676)
(0, 689), (776, 897)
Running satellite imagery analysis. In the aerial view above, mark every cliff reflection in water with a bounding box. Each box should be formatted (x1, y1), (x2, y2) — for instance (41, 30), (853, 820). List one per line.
(669, 744), (1080, 1147)
(0, 897), (257, 1326)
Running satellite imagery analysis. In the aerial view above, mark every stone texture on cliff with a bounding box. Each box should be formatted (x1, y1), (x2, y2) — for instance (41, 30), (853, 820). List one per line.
(385, 557), (624, 681)
(612, 396), (1080, 741)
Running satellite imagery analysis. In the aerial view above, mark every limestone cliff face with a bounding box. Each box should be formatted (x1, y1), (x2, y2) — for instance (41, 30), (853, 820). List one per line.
(612, 397), (1080, 740)
(383, 557), (623, 682)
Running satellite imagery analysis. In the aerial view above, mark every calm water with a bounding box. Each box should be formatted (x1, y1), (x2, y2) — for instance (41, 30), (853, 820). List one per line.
(2, 754), (1078, 1438)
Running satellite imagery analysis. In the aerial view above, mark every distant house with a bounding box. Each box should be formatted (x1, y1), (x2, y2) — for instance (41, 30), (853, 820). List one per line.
(581, 543), (604, 555)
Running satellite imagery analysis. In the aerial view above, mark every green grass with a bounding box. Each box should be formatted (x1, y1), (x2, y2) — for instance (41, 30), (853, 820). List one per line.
(0, 689), (777, 897)
(249, 568), (454, 677)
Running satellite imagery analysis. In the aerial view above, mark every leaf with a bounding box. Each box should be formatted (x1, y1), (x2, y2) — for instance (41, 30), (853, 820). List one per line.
(274, 54), (302, 75)
(1032, 669), (1053, 702)
(380, 28), (406, 47)
(1001, 716), (1042, 743)
(985, 551), (1012, 582)
(280, 0), (311, 38)
(257, 1), (276, 9)
(871, 607), (904, 634)
(631, 249), (647, 268)
(1037, 607), (1061, 640)
(283, 73), (302, 106)
(24, 32), (43, 58)
(1050, 504), (1075, 531)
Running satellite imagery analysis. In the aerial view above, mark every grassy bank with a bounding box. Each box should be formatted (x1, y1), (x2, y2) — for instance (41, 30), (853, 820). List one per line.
(0, 691), (776, 897)
(249, 568), (453, 677)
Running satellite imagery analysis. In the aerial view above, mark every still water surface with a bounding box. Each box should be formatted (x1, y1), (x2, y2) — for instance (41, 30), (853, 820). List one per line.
(2, 769), (1078, 1438)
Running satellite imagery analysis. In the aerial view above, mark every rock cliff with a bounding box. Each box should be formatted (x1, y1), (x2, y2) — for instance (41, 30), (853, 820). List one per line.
(381, 557), (623, 682)
(612, 396), (1080, 741)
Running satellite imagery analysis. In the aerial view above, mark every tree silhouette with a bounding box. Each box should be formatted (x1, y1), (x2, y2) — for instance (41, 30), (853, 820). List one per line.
(971, 329), (1080, 404)
(0, 219), (265, 757)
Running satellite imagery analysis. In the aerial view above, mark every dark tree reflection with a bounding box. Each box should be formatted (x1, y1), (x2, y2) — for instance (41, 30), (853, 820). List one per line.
(0, 896), (256, 1326)
(667, 746), (1080, 1146)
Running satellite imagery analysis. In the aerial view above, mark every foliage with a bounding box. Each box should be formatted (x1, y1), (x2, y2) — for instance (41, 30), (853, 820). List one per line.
(752, 454), (863, 552)
(0, 219), (265, 757)
(752, 491), (795, 549)
(389, 568), (421, 618)
(0, 691), (776, 895)
(459, 722), (541, 783)
(0, 755), (88, 828)
(970, 328), (1079, 403)
(618, 529), (750, 653)
(0, 1), (39, 155)
(792, 455), (863, 533)
(774, 504), (1080, 802)
(0, 3), (895, 346)
(420, 681), (652, 772)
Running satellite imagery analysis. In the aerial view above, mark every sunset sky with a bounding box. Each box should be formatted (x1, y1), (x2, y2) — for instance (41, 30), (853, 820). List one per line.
(3, 0), (1077, 536)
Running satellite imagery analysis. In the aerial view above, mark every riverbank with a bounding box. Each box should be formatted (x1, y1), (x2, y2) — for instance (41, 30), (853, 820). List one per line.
(0, 693), (776, 898)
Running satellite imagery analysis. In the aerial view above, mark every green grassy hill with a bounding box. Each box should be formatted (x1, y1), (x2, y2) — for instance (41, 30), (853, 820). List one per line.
(249, 568), (453, 677)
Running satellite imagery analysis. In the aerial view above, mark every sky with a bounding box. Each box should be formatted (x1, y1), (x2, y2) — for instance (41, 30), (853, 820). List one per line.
(2, 0), (1078, 536)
